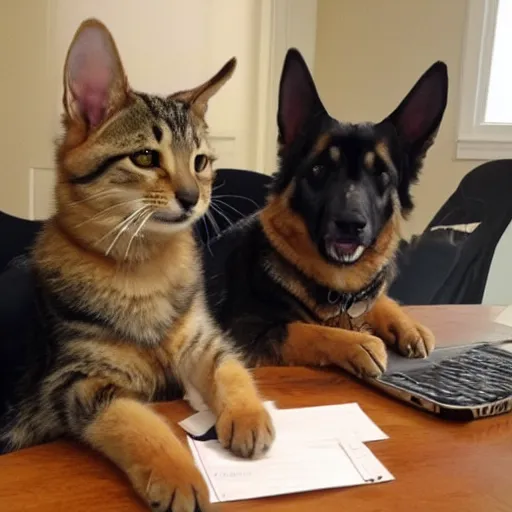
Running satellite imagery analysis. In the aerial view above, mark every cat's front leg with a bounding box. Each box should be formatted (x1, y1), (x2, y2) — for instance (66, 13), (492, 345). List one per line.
(211, 357), (275, 458)
(66, 377), (211, 512)
(182, 330), (275, 459)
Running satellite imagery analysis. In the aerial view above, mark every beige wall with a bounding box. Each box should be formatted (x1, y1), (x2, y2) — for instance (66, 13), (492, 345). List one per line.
(314, 0), (486, 238)
(0, 1), (54, 218)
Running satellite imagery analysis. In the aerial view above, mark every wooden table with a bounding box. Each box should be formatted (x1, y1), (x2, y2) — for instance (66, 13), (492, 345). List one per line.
(1, 305), (512, 512)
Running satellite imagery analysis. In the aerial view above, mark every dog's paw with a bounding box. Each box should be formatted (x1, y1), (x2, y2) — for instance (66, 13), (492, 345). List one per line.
(380, 319), (435, 358)
(396, 322), (435, 358)
(341, 334), (388, 378)
(216, 400), (275, 459)
(130, 453), (211, 512)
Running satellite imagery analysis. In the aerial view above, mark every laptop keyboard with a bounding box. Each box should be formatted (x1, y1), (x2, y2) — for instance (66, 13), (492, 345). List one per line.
(379, 344), (512, 406)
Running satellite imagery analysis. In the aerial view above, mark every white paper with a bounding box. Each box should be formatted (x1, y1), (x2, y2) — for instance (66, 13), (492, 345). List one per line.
(270, 403), (387, 443)
(182, 382), (210, 412)
(187, 435), (393, 503)
(495, 305), (512, 327)
(179, 402), (387, 443)
(179, 410), (217, 437)
(180, 403), (392, 503)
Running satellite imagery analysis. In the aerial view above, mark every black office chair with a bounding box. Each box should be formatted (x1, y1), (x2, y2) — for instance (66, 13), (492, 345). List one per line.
(0, 212), (43, 273)
(388, 159), (512, 305)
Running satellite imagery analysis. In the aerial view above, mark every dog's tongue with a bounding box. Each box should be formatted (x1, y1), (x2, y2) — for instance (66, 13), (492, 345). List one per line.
(334, 242), (358, 254)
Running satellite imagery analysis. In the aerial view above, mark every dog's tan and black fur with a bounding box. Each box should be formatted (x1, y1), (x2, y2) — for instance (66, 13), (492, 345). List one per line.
(206, 49), (448, 376)
(0, 19), (274, 512)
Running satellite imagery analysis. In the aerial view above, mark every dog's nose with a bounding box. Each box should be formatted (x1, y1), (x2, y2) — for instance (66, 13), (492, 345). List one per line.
(335, 212), (367, 237)
(175, 188), (199, 211)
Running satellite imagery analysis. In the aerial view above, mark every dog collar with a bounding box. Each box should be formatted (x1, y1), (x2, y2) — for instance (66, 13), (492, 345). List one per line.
(263, 237), (392, 322)
(322, 267), (388, 318)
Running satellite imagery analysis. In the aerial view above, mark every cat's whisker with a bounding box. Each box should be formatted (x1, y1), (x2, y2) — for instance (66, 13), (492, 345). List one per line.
(212, 198), (246, 220)
(201, 217), (214, 256)
(213, 194), (259, 208)
(124, 210), (155, 261)
(212, 181), (226, 192)
(68, 190), (116, 207)
(73, 198), (143, 229)
(96, 206), (149, 247)
(104, 207), (152, 257)
(210, 202), (234, 230)
(95, 206), (150, 252)
(205, 210), (221, 238)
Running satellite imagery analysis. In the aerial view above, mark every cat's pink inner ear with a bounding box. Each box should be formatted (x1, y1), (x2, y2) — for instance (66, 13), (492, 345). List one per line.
(66, 26), (116, 127)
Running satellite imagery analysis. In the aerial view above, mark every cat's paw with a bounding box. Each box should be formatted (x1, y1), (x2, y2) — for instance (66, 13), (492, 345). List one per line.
(216, 401), (275, 459)
(130, 452), (211, 512)
(341, 334), (388, 378)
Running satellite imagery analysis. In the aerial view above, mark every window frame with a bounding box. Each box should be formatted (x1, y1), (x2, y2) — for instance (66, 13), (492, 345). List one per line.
(458, 0), (512, 159)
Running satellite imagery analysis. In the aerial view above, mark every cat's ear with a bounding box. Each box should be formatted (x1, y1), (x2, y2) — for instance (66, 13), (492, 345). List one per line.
(170, 58), (237, 117)
(277, 49), (327, 149)
(63, 18), (130, 130)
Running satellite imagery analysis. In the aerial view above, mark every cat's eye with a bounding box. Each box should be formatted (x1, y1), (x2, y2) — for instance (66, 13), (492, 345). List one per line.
(130, 149), (158, 168)
(194, 154), (209, 173)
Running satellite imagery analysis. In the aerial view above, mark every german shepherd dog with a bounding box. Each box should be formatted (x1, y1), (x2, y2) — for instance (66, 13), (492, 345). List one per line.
(206, 49), (448, 377)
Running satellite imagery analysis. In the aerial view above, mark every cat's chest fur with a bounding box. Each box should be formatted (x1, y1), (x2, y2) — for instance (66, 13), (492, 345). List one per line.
(35, 223), (200, 347)
(85, 272), (199, 345)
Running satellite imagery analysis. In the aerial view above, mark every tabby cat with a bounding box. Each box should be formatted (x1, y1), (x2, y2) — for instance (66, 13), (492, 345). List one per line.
(0, 19), (274, 512)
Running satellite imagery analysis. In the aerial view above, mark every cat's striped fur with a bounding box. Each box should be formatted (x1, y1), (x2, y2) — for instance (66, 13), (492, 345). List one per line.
(0, 19), (274, 512)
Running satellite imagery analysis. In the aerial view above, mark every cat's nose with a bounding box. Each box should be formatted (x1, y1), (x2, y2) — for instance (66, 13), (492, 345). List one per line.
(175, 187), (199, 211)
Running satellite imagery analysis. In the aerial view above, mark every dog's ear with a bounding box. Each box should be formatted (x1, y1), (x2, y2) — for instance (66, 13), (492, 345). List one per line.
(382, 61), (448, 213)
(277, 49), (327, 150)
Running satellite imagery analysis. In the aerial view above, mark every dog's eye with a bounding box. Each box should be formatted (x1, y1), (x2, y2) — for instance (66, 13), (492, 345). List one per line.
(311, 165), (324, 177)
(372, 166), (392, 194)
(307, 165), (327, 189)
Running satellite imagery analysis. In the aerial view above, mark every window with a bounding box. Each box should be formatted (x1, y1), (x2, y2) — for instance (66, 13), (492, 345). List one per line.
(458, 0), (512, 159)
